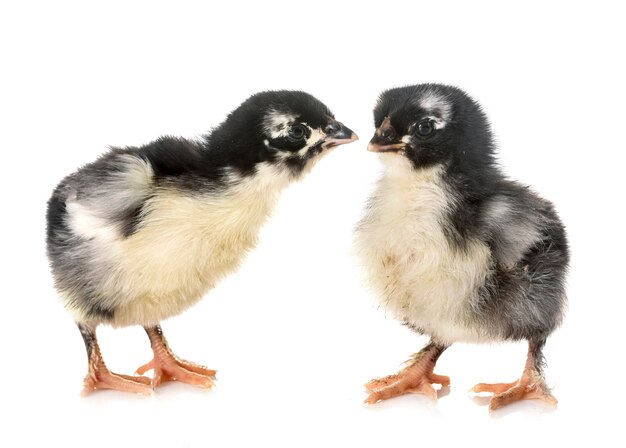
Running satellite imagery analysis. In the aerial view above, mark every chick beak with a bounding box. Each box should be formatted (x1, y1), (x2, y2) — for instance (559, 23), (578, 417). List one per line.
(367, 117), (406, 154)
(322, 119), (359, 149)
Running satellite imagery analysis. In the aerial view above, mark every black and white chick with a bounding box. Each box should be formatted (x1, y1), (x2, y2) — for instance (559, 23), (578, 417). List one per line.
(47, 90), (357, 395)
(354, 84), (568, 411)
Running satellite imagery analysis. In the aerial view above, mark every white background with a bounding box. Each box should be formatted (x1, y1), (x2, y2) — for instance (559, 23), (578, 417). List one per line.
(1, 1), (624, 446)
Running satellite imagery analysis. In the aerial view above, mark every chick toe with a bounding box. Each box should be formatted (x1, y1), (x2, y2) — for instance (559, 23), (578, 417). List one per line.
(364, 374), (401, 391)
(471, 381), (518, 394)
(487, 381), (557, 411)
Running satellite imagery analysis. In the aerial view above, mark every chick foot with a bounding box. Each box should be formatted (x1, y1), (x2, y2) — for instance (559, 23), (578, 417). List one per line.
(78, 323), (152, 396)
(471, 339), (557, 411)
(365, 341), (448, 405)
(137, 325), (216, 389)
(83, 361), (153, 396)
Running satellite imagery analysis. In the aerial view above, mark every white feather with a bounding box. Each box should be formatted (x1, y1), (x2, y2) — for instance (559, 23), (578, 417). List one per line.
(66, 200), (118, 243)
(263, 110), (296, 138)
(485, 196), (541, 269)
(419, 93), (451, 129)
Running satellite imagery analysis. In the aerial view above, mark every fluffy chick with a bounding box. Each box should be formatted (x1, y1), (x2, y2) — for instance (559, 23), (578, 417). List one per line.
(47, 90), (357, 395)
(354, 84), (568, 411)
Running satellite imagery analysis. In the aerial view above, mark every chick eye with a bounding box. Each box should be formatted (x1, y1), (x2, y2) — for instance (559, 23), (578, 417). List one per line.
(416, 120), (435, 137)
(288, 124), (307, 140)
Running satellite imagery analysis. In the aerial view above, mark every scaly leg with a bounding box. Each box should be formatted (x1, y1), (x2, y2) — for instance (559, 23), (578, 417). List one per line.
(471, 339), (557, 411)
(78, 323), (152, 396)
(365, 340), (449, 404)
(136, 324), (216, 389)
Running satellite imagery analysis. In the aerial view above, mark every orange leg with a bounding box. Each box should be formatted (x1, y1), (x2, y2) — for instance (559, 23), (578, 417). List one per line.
(136, 325), (216, 389)
(471, 339), (557, 411)
(78, 323), (152, 396)
(365, 341), (449, 405)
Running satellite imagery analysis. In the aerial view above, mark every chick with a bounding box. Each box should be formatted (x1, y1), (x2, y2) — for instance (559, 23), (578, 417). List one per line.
(47, 91), (357, 395)
(354, 84), (568, 411)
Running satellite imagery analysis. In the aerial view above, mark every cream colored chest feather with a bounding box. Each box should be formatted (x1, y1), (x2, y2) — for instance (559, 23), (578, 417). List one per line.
(355, 166), (492, 343)
(118, 190), (273, 294)
(98, 184), (282, 326)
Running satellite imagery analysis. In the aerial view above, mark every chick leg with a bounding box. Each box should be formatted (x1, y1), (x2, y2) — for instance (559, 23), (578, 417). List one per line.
(78, 323), (152, 396)
(471, 339), (557, 411)
(365, 340), (449, 405)
(136, 325), (216, 389)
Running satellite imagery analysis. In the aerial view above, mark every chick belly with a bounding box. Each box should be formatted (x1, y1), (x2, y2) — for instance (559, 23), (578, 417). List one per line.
(381, 276), (492, 344)
(105, 229), (255, 328)
(109, 273), (215, 328)
(364, 239), (496, 345)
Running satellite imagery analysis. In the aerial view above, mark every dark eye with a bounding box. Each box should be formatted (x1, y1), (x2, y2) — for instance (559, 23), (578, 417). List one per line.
(288, 124), (307, 140)
(416, 120), (434, 137)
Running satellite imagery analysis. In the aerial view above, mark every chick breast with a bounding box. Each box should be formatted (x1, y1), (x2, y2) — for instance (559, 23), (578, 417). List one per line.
(355, 162), (495, 344)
